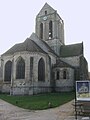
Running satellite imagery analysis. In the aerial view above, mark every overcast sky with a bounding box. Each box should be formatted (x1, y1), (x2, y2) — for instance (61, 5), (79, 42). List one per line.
(0, 0), (90, 71)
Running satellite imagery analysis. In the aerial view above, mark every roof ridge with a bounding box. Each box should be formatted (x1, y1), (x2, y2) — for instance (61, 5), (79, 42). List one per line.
(29, 33), (57, 56)
(30, 39), (47, 54)
(2, 38), (47, 55)
(64, 42), (82, 46)
(53, 58), (74, 68)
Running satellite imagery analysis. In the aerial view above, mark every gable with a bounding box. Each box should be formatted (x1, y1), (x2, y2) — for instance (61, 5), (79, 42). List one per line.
(37, 3), (56, 17)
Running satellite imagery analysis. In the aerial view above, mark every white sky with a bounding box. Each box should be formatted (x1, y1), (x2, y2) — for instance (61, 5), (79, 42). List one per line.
(0, 0), (90, 71)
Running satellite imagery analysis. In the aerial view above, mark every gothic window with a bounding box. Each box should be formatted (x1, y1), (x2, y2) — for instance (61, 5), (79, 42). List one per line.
(30, 57), (34, 81)
(40, 23), (43, 39)
(4, 61), (12, 82)
(63, 70), (67, 79)
(49, 20), (53, 39)
(56, 71), (59, 80)
(38, 58), (45, 81)
(49, 56), (51, 80)
(16, 57), (25, 79)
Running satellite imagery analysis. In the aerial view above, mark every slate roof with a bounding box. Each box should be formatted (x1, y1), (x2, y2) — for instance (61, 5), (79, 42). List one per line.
(53, 59), (74, 68)
(60, 43), (83, 57)
(2, 33), (57, 56)
(29, 33), (57, 56)
(2, 38), (47, 55)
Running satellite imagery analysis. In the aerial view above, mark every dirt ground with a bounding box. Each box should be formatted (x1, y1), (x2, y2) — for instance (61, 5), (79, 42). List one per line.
(0, 99), (75, 120)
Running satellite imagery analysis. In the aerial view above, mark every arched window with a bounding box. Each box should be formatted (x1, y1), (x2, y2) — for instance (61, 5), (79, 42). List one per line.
(38, 58), (45, 81)
(4, 61), (12, 82)
(56, 71), (59, 80)
(45, 10), (47, 15)
(63, 70), (67, 79)
(30, 57), (34, 81)
(16, 57), (25, 79)
(40, 23), (43, 39)
(49, 20), (53, 39)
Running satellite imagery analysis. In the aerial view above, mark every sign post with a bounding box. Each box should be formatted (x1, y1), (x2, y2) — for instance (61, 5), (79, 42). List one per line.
(75, 82), (77, 120)
(75, 81), (90, 119)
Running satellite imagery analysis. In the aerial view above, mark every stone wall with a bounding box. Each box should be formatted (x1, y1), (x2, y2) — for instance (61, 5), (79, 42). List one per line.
(53, 67), (74, 92)
(46, 39), (63, 56)
(79, 56), (89, 79)
(1, 51), (56, 95)
(2, 83), (11, 93)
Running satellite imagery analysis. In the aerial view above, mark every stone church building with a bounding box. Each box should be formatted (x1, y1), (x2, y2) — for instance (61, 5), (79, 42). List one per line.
(0, 3), (89, 95)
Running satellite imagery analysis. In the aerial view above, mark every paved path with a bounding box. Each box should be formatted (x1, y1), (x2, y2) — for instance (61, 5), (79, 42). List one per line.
(0, 99), (90, 120)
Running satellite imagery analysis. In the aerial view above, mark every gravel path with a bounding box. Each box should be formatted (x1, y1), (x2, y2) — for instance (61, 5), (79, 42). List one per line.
(0, 99), (81, 120)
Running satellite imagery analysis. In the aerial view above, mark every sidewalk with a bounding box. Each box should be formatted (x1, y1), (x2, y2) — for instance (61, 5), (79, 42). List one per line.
(0, 99), (89, 120)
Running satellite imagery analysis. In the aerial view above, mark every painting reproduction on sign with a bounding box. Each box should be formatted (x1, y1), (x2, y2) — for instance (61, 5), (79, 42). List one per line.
(76, 81), (90, 101)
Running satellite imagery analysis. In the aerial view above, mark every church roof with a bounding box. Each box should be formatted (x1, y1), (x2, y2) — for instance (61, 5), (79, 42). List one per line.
(2, 33), (57, 56)
(29, 33), (57, 56)
(53, 59), (74, 68)
(2, 38), (47, 55)
(60, 43), (83, 57)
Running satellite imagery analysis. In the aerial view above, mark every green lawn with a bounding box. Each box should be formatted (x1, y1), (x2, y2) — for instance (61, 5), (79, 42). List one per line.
(0, 92), (74, 110)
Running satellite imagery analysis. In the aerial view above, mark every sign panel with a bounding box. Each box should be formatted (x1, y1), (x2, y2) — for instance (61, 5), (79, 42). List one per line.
(76, 81), (90, 101)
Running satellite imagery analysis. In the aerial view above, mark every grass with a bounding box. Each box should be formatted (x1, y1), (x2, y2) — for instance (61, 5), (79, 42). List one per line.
(0, 92), (74, 110)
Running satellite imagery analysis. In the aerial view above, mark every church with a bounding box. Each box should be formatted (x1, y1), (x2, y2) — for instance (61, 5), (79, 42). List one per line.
(0, 3), (89, 95)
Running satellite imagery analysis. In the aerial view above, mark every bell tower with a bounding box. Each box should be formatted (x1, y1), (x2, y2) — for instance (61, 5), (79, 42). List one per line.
(35, 3), (65, 55)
